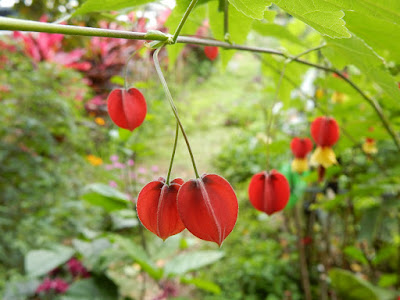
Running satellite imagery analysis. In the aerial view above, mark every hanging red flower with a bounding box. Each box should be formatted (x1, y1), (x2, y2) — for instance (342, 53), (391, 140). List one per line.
(290, 137), (313, 173)
(107, 88), (147, 131)
(137, 177), (185, 240)
(204, 46), (219, 61)
(310, 116), (340, 181)
(177, 174), (238, 246)
(248, 170), (290, 215)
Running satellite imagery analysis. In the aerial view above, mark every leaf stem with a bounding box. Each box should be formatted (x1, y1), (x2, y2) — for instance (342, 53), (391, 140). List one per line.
(224, 0), (230, 43)
(153, 46), (200, 178)
(166, 122), (179, 185)
(172, 0), (199, 44)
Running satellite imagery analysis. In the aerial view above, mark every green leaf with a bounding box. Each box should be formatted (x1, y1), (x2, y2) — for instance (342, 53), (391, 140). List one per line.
(329, 268), (396, 300)
(344, 11), (400, 61)
(325, 0), (400, 25)
(61, 277), (118, 300)
(209, 1), (253, 67)
(164, 250), (225, 275)
(273, 0), (351, 38)
(112, 235), (163, 280)
(165, 1), (206, 68)
(322, 36), (400, 105)
(74, 0), (154, 15)
(252, 22), (305, 46)
(343, 246), (368, 265)
(181, 276), (221, 294)
(82, 183), (129, 212)
(228, 0), (271, 20)
(25, 245), (75, 277)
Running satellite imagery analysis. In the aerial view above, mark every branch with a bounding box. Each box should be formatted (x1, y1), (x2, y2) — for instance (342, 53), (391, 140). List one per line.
(1, 16), (399, 151)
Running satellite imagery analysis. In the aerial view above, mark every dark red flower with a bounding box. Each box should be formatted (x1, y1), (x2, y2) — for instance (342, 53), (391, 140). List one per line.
(310, 116), (340, 147)
(177, 174), (238, 245)
(204, 46), (219, 61)
(290, 137), (313, 158)
(248, 170), (290, 215)
(137, 177), (185, 240)
(107, 88), (147, 131)
(36, 278), (69, 294)
(67, 258), (90, 278)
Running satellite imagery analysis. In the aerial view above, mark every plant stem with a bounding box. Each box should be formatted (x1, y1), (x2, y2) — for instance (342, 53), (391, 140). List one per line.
(166, 122), (179, 185)
(153, 46), (200, 178)
(172, 0), (199, 44)
(224, 0), (230, 42)
(1, 16), (399, 151)
(123, 49), (139, 90)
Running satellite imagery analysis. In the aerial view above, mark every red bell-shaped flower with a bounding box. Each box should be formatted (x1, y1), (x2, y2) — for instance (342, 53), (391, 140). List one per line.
(204, 46), (219, 61)
(310, 116), (339, 147)
(137, 177), (185, 240)
(177, 174), (238, 246)
(248, 170), (290, 215)
(290, 137), (313, 158)
(107, 88), (147, 131)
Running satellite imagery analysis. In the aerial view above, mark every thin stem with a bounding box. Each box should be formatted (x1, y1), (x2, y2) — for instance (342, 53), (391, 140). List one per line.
(153, 46), (200, 178)
(224, 0), (230, 42)
(1, 16), (399, 151)
(123, 49), (140, 90)
(172, 0), (199, 44)
(265, 63), (286, 170)
(166, 122), (179, 185)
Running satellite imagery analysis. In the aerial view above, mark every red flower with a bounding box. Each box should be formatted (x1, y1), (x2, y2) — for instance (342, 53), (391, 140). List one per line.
(36, 278), (69, 294)
(177, 174), (238, 245)
(248, 170), (290, 215)
(137, 177), (185, 240)
(107, 88), (147, 131)
(204, 46), (219, 61)
(67, 258), (90, 278)
(290, 137), (313, 158)
(310, 116), (339, 147)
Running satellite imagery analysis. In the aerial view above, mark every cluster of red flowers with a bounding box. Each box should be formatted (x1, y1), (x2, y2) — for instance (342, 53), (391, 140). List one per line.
(35, 257), (90, 296)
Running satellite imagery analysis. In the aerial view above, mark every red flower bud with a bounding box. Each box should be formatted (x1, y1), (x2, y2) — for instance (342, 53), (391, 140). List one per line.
(137, 177), (185, 240)
(204, 46), (219, 61)
(290, 137), (313, 158)
(107, 88), (147, 131)
(310, 116), (339, 147)
(248, 170), (290, 215)
(177, 174), (238, 245)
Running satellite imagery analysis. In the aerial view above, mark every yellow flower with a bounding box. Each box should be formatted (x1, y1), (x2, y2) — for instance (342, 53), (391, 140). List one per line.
(362, 140), (378, 154)
(310, 147), (337, 168)
(291, 158), (309, 173)
(95, 117), (105, 126)
(331, 91), (347, 104)
(315, 88), (324, 99)
(86, 154), (103, 166)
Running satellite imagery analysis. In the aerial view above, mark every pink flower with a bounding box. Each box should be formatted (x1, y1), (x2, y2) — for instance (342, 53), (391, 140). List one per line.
(151, 165), (159, 173)
(36, 277), (70, 294)
(67, 258), (90, 278)
(36, 278), (52, 293)
(113, 162), (125, 169)
(109, 180), (118, 188)
(110, 155), (119, 162)
(138, 167), (146, 174)
(127, 159), (134, 166)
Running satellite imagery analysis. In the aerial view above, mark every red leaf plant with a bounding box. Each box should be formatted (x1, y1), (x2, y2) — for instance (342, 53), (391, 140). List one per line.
(290, 137), (313, 173)
(137, 177), (185, 240)
(248, 170), (290, 215)
(107, 88), (147, 131)
(177, 174), (238, 246)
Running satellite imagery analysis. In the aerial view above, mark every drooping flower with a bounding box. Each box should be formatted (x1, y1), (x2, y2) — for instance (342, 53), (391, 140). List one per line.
(137, 177), (185, 240)
(177, 174), (238, 245)
(248, 170), (290, 215)
(310, 116), (340, 181)
(290, 137), (313, 173)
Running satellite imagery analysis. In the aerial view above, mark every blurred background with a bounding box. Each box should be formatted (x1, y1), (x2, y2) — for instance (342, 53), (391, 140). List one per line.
(1, 1), (400, 299)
